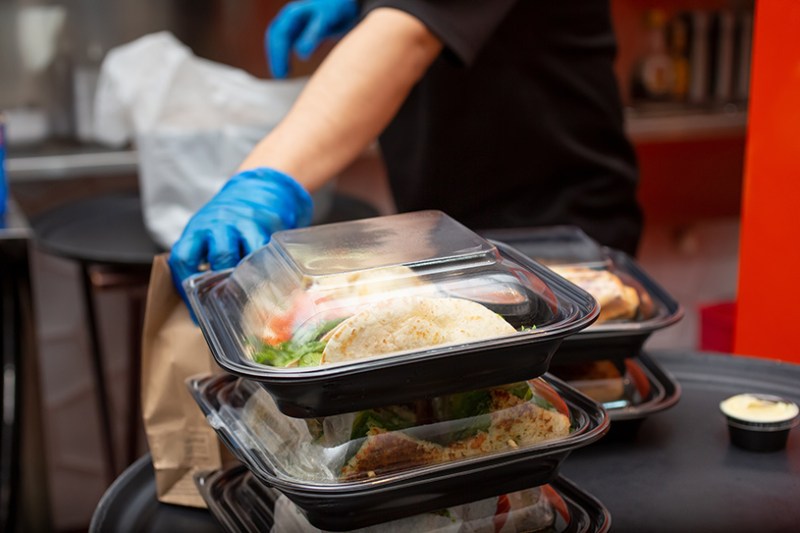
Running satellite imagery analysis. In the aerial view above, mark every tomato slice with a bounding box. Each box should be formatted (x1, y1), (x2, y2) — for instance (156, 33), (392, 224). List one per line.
(529, 379), (570, 417)
(261, 293), (315, 345)
(624, 358), (652, 399)
(541, 485), (570, 523)
(494, 494), (510, 532)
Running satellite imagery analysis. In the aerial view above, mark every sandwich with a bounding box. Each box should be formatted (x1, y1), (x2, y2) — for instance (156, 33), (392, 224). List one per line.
(250, 294), (518, 368)
(322, 296), (517, 364)
(241, 377), (571, 482)
(549, 266), (644, 323)
(333, 380), (571, 481)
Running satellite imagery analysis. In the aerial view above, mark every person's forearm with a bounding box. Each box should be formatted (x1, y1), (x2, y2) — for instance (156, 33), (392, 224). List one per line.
(238, 8), (443, 192)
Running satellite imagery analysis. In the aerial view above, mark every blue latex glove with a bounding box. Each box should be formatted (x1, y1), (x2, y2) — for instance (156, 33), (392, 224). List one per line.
(267, 0), (359, 78)
(168, 168), (313, 302)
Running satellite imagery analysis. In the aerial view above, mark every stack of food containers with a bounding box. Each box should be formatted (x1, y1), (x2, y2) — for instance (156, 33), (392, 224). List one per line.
(184, 211), (614, 531)
(479, 226), (684, 436)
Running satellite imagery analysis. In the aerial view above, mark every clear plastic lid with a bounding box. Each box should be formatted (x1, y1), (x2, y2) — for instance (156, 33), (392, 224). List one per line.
(480, 226), (682, 330)
(196, 465), (610, 533)
(479, 226), (610, 270)
(546, 265), (656, 325)
(186, 212), (596, 374)
(192, 373), (593, 487)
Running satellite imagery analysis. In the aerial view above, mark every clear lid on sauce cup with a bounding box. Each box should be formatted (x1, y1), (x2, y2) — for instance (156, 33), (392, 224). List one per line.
(185, 211), (599, 417)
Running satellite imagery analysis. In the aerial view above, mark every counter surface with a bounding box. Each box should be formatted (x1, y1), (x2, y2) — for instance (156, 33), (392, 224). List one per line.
(563, 350), (800, 533)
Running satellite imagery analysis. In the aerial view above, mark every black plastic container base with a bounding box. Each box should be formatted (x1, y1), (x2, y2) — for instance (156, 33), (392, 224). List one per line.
(261, 344), (560, 418)
(294, 457), (565, 531)
(478, 225), (684, 363)
(727, 424), (792, 452)
(601, 418), (646, 442)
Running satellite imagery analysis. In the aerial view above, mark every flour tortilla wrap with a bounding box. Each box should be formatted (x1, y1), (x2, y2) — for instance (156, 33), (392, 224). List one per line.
(322, 296), (516, 364)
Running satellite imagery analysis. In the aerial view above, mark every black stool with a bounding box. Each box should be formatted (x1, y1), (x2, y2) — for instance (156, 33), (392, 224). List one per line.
(33, 192), (162, 483)
(90, 454), (220, 533)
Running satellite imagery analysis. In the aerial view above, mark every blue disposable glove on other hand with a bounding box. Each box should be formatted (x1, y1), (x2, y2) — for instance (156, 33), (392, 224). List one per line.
(168, 168), (313, 299)
(267, 0), (359, 78)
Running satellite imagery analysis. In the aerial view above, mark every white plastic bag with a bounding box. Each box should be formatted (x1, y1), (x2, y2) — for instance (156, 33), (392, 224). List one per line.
(93, 32), (310, 249)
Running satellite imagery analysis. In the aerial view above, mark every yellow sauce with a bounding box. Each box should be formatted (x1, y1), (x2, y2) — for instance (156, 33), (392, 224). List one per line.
(720, 394), (799, 423)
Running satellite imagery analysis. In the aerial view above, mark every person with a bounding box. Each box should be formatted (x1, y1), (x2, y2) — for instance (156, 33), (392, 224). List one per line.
(169, 0), (642, 291)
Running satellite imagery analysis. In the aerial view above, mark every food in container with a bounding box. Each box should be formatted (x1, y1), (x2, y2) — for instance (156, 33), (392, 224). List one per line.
(271, 484), (556, 532)
(185, 211), (599, 417)
(319, 295), (517, 365)
(547, 266), (651, 324)
(188, 373), (608, 530)
(551, 360), (629, 404)
(478, 226), (682, 361)
(195, 465), (611, 533)
(211, 375), (573, 482)
(720, 393), (800, 452)
(551, 353), (681, 430)
(246, 379), (571, 482)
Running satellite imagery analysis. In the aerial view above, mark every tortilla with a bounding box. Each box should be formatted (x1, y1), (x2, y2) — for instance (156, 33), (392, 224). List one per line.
(307, 265), (428, 299)
(245, 265), (430, 348)
(322, 296), (516, 364)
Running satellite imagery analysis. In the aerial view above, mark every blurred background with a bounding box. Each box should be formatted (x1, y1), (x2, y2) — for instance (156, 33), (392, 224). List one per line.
(0, 0), (754, 530)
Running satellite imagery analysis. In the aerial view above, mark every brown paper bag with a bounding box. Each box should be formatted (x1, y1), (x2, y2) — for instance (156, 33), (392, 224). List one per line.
(141, 254), (226, 507)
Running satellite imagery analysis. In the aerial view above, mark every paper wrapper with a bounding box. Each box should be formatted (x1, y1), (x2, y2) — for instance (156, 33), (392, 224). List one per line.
(141, 254), (228, 507)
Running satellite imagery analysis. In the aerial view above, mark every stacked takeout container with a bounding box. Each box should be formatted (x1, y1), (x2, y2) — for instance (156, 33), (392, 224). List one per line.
(184, 211), (616, 532)
(480, 226), (684, 437)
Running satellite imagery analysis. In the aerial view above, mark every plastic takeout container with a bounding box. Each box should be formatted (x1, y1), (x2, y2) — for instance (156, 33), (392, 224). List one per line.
(479, 226), (683, 361)
(720, 393), (800, 452)
(186, 211), (599, 417)
(195, 465), (611, 533)
(188, 373), (608, 530)
(551, 352), (681, 438)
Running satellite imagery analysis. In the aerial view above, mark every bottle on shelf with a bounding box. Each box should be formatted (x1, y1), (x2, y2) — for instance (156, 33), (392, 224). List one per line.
(631, 9), (676, 103)
(668, 15), (691, 102)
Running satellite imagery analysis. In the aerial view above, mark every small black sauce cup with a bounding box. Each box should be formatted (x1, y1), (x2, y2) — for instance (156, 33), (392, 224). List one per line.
(721, 394), (799, 453)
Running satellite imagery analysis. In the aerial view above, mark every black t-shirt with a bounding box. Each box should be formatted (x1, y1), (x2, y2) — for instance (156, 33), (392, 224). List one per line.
(361, 0), (642, 255)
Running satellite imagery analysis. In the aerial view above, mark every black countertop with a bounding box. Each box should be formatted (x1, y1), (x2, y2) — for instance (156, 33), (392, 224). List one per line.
(563, 350), (800, 533)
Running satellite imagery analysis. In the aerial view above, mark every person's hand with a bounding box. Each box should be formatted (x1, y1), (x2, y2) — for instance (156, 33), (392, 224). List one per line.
(267, 0), (359, 78)
(168, 167), (313, 301)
